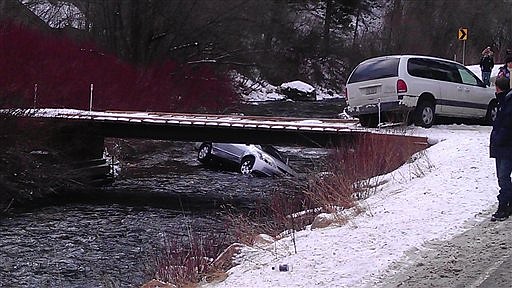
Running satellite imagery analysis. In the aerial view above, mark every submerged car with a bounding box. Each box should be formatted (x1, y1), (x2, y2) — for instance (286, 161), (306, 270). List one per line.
(197, 143), (297, 177)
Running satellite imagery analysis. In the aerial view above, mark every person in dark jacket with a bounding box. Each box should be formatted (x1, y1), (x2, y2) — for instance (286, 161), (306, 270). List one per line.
(480, 47), (494, 86)
(490, 76), (512, 221)
(497, 56), (512, 86)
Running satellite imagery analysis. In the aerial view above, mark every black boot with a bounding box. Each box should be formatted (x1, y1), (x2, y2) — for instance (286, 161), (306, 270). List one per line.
(491, 202), (510, 221)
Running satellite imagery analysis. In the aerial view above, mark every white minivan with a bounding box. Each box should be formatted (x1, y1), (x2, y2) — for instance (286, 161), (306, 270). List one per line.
(345, 55), (497, 127)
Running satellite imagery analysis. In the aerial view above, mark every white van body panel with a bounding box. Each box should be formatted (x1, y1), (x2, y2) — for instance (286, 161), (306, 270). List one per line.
(345, 55), (495, 124)
(346, 56), (401, 111)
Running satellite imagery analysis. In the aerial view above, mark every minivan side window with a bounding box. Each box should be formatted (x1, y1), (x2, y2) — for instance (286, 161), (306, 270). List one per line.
(408, 58), (461, 83)
(456, 65), (485, 87)
(348, 58), (399, 84)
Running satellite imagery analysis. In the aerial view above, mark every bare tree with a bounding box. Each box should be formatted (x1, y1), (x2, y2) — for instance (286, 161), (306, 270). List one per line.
(380, 0), (512, 64)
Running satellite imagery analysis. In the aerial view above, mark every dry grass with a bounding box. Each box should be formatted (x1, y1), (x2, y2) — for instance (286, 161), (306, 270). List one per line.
(148, 232), (229, 288)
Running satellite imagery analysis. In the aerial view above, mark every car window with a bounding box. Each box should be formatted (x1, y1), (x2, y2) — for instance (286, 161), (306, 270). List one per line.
(407, 58), (431, 79)
(260, 145), (285, 162)
(348, 58), (399, 83)
(457, 65), (484, 86)
(407, 58), (461, 83)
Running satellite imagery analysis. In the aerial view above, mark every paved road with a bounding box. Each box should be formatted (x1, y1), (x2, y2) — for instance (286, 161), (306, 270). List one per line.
(366, 207), (512, 288)
(477, 250), (512, 288)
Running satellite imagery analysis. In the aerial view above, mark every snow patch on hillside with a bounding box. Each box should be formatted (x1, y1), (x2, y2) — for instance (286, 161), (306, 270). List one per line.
(20, 0), (87, 29)
(231, 72), (343, 102)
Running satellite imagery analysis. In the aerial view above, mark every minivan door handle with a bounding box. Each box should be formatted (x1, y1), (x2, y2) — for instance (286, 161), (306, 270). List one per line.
(457, 86), (463, 91)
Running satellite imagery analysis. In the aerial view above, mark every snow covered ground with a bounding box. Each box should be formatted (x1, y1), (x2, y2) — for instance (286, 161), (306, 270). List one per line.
(466, 64), (502, 85)
(203, 124), (499, 288)
(232, 73), (344, 102)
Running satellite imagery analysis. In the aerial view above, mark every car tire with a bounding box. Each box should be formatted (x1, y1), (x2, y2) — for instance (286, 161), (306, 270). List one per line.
(414, 101), (435, 128)
(240, 156), (255, 175)
(485, 100), (498, 125)
(197, 143), (212, 163)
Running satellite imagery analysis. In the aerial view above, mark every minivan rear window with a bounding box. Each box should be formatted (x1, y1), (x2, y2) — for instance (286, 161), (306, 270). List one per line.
(348, 58), (399, 84)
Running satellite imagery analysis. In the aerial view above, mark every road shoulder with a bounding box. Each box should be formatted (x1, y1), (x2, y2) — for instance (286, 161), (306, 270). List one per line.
(366, 208), (512, 288)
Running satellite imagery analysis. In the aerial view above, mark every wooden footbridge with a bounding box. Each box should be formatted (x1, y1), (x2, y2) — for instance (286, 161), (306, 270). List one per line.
(10, 108), (430, 183)
(26, 108), (369, 147)
(16, 108), (431, 151)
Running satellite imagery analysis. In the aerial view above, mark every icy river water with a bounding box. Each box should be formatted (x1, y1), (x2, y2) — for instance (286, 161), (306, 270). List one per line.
(0, 99), (346, 287)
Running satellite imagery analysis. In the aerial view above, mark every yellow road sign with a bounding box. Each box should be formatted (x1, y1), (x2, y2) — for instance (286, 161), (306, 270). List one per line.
(458, 28), (468, 41)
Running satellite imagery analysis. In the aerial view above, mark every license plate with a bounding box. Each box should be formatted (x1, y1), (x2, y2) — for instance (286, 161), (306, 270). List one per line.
(366, 87), (378, 95)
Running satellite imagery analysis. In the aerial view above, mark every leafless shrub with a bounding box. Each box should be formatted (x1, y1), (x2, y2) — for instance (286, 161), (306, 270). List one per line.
(319, 133), (428, 202)
(268, 133), (429, 233)
(219, 183), (313, 258)
(223, 132), (429, 247)
(148, 232), (228, 287)
(224, 210), (272, 245)
(407, 150), (434, 179)
(221, 191), (295, 246)
(267, 183), (314, 232)
(305, 170), (357, 214)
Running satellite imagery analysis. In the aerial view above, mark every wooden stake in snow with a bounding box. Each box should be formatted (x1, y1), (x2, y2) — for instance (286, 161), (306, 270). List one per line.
(377, 97), (382, 128)
(89, 83), (94, 111)
(33, 83), (38, 109)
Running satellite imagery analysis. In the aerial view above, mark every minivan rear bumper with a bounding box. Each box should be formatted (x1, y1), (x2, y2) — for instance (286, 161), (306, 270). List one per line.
(346, 100), (413, 117)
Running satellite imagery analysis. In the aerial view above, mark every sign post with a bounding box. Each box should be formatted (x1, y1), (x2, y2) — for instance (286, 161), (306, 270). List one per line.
(458, 28), (468, 65)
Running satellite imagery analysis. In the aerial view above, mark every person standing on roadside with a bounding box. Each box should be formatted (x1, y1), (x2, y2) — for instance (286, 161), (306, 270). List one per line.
(480, 47), (494, 86)
(497, 55), (512, 86)
(490, 76), (512, 221)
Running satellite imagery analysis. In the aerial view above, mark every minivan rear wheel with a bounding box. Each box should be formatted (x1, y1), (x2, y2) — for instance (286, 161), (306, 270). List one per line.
(415, 101), (435, 128)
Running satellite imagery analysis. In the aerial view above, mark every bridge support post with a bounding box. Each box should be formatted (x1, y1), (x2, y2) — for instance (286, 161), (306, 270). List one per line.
(26, 119), (111, 185)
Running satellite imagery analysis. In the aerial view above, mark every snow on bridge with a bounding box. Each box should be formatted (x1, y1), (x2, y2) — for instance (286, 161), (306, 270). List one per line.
(13, 108), (428, 148)
(28, 108), (360, 132)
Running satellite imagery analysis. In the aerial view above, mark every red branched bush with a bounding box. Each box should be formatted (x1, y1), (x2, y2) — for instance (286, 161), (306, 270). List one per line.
(0, 21), (239, 112)
(150, 233), (228, 287)
(335, 133), (428, 181)
(267, 186), (314, 230)
(228, 187), (313, 242)
(307, 132), (429, 208)
(227, 133), (429, 242)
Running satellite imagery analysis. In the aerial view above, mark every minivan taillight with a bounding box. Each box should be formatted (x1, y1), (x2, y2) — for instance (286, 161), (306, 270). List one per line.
(397, 79), (407, 93)
(344, 86), (348, 99)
